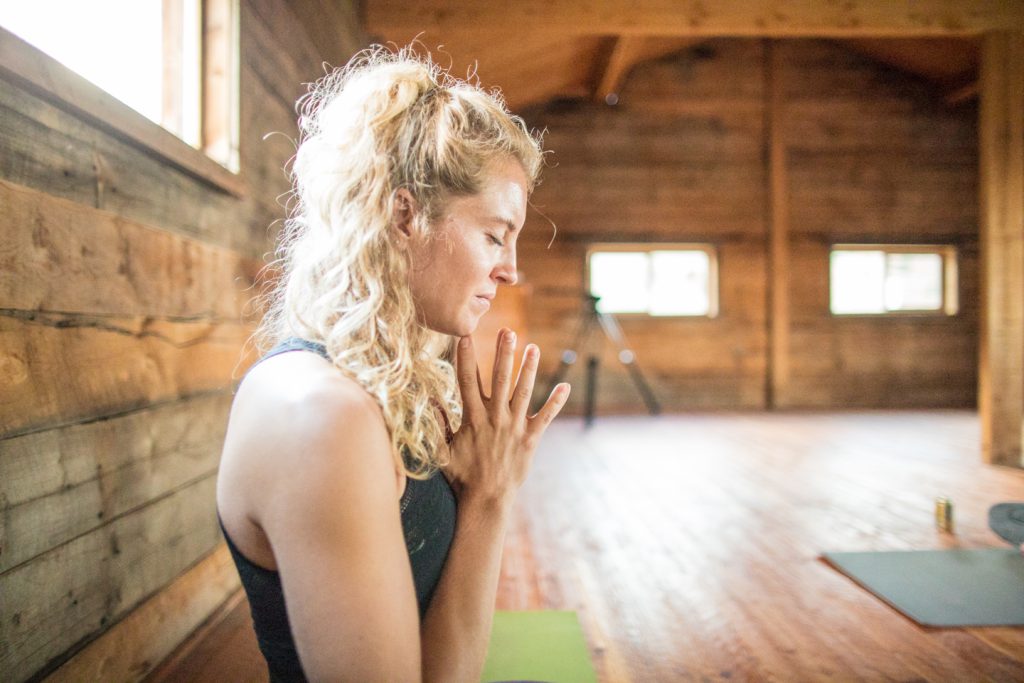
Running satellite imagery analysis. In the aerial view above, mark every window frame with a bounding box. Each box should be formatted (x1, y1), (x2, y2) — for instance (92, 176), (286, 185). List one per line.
(585, 242), (720, 319)
(0, 0), (242, 196)
(828, 243), (960, 317)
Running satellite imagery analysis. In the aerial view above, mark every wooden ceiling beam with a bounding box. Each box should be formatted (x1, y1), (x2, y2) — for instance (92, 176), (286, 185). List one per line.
(366, 1), (1024, 38)
(593, 36), (642, 103)
(593, 36), (708, 103)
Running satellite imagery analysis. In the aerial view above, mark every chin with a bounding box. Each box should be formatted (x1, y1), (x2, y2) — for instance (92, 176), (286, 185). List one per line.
(454, 313), (485, 338)
(424, 317), (478, 338)
(453, 321), (479, 338)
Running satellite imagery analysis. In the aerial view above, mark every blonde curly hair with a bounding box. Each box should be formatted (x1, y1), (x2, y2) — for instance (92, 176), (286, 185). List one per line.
(254, 45), (544, 478)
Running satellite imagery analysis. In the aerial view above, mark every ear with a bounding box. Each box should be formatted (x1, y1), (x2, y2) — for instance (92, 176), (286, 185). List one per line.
(392, 188), (418, 238)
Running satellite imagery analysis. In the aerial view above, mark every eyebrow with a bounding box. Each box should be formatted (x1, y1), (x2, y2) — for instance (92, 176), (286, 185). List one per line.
(487, 216), (520, 232)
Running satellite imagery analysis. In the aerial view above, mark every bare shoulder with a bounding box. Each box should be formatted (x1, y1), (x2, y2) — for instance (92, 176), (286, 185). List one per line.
(237, 349), (378, 421)
(225, 349), (389, 468)
(217, 350), (400, 563)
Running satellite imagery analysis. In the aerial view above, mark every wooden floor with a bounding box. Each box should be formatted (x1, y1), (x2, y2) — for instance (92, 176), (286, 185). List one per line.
(149, 411), (1024, 682)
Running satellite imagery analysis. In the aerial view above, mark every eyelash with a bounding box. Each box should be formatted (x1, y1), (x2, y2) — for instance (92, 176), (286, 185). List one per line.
(488, 233), (505, 247)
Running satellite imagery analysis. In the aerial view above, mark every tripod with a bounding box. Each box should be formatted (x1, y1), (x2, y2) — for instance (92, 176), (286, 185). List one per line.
(535, 294), (660, 426)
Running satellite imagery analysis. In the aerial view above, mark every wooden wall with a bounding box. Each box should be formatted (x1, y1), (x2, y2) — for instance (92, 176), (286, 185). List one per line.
(518, 39), (978, 414)
(782, 40), (979, 408)
(0, 2), (364, 681)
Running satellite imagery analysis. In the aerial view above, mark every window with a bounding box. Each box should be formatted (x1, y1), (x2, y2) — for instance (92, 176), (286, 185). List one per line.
(0, 0), (240, 176)
(587, 244), (718, 317)
(829, 245), (958, 315)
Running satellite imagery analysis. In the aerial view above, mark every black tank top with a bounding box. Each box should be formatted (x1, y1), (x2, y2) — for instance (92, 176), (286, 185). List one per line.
(218, 337), (457, 682)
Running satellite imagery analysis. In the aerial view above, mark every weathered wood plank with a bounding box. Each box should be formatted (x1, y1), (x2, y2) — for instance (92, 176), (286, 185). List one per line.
(978, 31), (1024, 467)
(236, 10), (305, 228)
(46, 546), (241, 683)
(0, 392), (232, 574)
(0, 179), (255, 319)
(0, 475), (222, 682)
(0, 77), (258, 255)
(0, 314), (254, 438)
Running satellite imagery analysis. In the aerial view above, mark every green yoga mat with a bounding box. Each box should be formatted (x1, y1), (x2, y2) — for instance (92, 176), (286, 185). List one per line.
(822, 548), (1024, 627)
(481, 611), (597, 683)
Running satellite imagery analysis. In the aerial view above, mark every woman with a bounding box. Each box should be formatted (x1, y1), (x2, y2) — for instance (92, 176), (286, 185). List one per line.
(216, 45), (570, 682)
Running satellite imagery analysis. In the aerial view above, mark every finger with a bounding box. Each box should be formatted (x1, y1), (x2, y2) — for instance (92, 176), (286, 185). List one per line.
(490, 328), (517, 406)
(477, 362), (486, 402)
(479, 329), (505, 402)
(528, 383), (571, 436)
(456, 336), (485, 420)
(510, 344), (540, 422)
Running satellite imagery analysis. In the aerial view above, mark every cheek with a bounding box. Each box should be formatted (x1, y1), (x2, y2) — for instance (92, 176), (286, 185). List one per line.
(449, 237), (491, 279)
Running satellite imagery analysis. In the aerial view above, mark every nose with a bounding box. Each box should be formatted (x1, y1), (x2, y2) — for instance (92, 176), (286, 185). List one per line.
(493, 248), (518, 286)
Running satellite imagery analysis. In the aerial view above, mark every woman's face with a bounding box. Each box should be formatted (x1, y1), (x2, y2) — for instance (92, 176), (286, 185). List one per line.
(406, 157), (529, 337)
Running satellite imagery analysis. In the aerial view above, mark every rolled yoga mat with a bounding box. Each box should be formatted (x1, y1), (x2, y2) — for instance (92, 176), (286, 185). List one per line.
(989, 502), (1024, 547)
(822, 548), (1024, 627)
(481, 610), (597, 683)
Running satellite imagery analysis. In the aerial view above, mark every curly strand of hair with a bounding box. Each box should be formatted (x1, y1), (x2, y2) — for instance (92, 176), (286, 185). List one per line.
(252, 43), (545, 478)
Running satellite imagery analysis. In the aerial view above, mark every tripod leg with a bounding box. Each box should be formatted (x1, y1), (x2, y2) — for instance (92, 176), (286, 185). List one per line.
(584, 355), (599, 428)
(621, 352), (661, 415)
(597, 312), (661, 416)
(533, 310), (594, 413)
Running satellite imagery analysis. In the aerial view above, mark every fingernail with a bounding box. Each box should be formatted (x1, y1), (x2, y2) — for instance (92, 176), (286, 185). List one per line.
(507, 332), (516, 344)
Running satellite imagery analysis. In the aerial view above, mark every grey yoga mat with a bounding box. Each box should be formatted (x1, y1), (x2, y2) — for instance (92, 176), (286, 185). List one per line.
(821, 548), (1024, 627)
(990, 503), (1024, 547)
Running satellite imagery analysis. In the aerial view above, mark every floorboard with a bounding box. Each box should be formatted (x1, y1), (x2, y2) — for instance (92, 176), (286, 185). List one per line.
(150, 411), (1024, 682)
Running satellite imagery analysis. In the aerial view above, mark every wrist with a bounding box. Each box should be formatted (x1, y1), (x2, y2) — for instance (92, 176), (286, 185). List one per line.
(457, 490), (516, 521)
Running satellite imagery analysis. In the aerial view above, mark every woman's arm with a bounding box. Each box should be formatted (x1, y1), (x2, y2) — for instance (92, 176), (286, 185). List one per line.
(420, 330), (570, 682)
(252, 373), (422, 681)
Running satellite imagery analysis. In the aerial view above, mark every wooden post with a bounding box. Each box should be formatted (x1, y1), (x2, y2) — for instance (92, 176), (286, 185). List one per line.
(765, 40), (790, 409)
(202, 0), (240, 172)
(161, 0), (184, 138)
(978, 31), (1024, 467)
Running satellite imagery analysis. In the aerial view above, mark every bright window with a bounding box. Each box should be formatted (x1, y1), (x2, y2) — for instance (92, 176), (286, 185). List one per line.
(830, 245), (958, 315)
(0, 0), (239, 171)
(587, 245), (718, 317)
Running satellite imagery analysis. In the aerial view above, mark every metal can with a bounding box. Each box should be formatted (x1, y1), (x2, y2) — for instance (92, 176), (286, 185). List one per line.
(935, 497), (954, 533)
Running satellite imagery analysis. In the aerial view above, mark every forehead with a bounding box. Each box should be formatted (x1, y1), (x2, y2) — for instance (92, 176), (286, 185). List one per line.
(445, 158), (529, 226)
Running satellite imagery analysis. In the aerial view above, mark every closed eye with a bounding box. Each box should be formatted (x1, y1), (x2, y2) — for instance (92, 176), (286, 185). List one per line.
(488, 233), (505, 247)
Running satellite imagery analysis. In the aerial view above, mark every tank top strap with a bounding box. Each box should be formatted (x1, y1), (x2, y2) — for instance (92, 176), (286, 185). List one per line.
(253, 337), (329, 368)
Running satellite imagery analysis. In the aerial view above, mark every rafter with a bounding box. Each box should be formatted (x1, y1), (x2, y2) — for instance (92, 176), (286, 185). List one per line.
(593, 36), (707, 103)
(593, 36), (642, 103)
(366, 1), (1024, 39)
